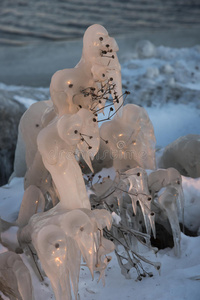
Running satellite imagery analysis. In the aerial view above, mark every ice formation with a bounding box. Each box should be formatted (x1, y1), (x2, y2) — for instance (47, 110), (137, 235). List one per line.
(100, 103), (156, 171)
(148, 168), (184, 256)
(16, 185), (45, 227)
(3, 23), (185, 300)
(89, 165), (184, 271)
(17, 24), (124, 299)
(0, 251), (34, 300)
(122, 167), (156, 238)
(19, 207), (114, 300)
(159, 134), (200, 178)
(16, 24), (123, 207)
(17, 100), (58, 206)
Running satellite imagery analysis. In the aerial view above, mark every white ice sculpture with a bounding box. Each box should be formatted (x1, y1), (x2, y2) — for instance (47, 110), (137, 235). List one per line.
(35, 24), (123, 210)
(15, 24), (123, 207)
(17, 24), (123, 300)
(100, 104), (156, 171)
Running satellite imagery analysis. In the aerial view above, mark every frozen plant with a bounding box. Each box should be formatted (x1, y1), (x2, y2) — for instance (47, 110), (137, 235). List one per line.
(17, 24), (124, 300)
(0, 24), (185, 300)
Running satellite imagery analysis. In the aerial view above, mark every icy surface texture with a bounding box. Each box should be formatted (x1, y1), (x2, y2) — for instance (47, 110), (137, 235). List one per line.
(19, 206), (114, 300)
(159, 134), (200, 178)
(100, 104), (156, 171)
(0, 251), (34, 300)
(148, 168), (184, 256)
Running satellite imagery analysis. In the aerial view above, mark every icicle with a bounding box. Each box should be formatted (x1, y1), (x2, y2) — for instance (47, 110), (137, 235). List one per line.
(122, 168), (155, 237)
(157, 187), (181, 256)
(66, 237), (81, 300)
(60, 210), (95, 278)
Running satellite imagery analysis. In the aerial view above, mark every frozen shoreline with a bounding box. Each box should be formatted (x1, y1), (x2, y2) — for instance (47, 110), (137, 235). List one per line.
(0, 27), (200, 87)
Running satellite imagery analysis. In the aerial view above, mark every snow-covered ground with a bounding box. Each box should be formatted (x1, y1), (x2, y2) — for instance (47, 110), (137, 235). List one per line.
(0, 42), (200, 299)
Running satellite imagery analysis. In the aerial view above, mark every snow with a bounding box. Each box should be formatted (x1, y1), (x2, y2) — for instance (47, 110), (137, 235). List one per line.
(0, 177), (24, 222)
(146, 104), (200, 147)
(13, 95), (37, 109)
(0, 42), (200, 299)
(111, 212), (121, 225)
(17, 233), (200, 300)
(182, 176), (200, 233)
(79, 234), (200, 300)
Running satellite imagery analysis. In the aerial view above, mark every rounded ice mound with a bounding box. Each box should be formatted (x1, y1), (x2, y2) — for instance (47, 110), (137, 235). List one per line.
(145, 67), (159, 79)
(162, 64), (174, 74)
(135, 40), (156, 58)
(159, 134), (200, 178)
